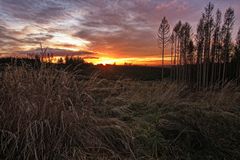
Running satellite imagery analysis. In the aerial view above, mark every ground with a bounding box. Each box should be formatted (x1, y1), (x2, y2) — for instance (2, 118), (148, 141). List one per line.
(0, 66), (240, 160)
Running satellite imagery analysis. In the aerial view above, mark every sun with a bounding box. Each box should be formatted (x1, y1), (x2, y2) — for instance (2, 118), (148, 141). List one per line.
(85, 57), (128, 65)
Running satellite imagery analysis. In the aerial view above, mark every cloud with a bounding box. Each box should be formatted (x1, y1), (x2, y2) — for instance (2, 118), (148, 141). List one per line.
(24, 33), (54, 43)
(72, 0), (159, 57)
(0, 0), (240, 63)
(17, 48), (97, 57)
(0, 25), (55, 54)
(0, 0), (68, 24)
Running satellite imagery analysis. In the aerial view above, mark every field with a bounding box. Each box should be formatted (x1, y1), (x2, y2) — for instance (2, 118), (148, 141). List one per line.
(0, 65), (240, 160)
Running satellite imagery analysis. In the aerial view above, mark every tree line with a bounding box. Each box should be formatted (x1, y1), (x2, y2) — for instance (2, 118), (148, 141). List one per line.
(158, 2), (240, 88)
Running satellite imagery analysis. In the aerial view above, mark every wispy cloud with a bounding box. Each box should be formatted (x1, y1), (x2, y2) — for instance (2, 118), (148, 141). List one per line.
(0, 0), (240, 62)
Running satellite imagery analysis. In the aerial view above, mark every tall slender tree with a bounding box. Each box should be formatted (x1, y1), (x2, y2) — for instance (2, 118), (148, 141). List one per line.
(187, 39), (195, 83)
(158, 17), (170, 79)
(203, 2), (214, 87)
(187, 40), (195, 65)
(196, 18), (205, 64)
(212, 9), (222, 63)
(221, 8), (235, 84)
(180, 23), (191, 65)
(211, 9), (222, 86)
(153, 3), (239, 87)
(173, 21), (182, 65)
(173, 21), (182, 81)
(233, 28), (240, 82)
(170, 33), (175, 80)
(179, 22), (192, 81)
(170, 33), (175, 65)
(196, 17), (205, 88)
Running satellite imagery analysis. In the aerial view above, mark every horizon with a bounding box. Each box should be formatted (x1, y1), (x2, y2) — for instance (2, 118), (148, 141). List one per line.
(0, 0), (240, 66)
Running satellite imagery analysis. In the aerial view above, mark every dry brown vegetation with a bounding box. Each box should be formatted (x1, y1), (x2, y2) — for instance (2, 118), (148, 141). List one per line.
(0, 66), (240, 159)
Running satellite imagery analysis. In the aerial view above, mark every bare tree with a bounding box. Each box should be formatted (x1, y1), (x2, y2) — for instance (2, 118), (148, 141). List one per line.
(211, 9), (222, 86)
(221, 8), (235, 85)
(170, 33), (175, 80)
(153, 3), (239, 88)
(196, 17), (205, 88)
(170, 33), (175, 65)
(173, 21), (182, 81)
(179, 22), (192, 81)
(180, 23), (191, 65)
(187, 40), (195, 65)
(40, 43), (48, 63)
(203, 2), (214, 87)
(233, 28), (240, 83)
(187, 39), (195, 83)
(158, 17), (171, 79)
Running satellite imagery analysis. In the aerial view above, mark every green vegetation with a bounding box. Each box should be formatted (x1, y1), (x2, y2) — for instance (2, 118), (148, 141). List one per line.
(0, 66), (240, 159)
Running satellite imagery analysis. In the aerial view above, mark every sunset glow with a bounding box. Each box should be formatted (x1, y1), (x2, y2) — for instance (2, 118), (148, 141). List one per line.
(0, 0), (240, 65)
(85, 56), (172, 66)
(41, 55), (172, 66)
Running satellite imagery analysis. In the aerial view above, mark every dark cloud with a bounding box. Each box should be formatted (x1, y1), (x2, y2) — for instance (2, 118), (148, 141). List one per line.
(17, 48), (97, 57)
(82, 56), (99, 59)
(0, 0), (67, 24)
(0, 26), (22, 42)
(0, 25), (54, 54)
(24, 33), (54, 43)
(0, 0), (240, 61)
(54, 44), (79, 48)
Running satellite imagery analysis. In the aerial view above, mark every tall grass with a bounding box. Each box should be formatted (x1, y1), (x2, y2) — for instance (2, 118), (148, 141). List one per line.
(0, 66), (134, 160)
(0, 65), (240, 159)
(112, 81), (240, 159)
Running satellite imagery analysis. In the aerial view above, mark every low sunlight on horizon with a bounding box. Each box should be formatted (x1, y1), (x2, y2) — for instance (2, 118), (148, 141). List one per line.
(1, 1), (240, 159)
(0, 0), (240, 65)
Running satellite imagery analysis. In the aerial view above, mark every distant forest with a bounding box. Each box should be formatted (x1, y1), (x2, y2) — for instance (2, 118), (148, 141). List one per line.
(158, 2), (240, 88)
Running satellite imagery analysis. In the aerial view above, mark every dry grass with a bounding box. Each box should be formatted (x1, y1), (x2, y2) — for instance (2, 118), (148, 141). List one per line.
(110, 81), (240, 160)
(0, 65), (240, 159)
(0, 66), (134, 160)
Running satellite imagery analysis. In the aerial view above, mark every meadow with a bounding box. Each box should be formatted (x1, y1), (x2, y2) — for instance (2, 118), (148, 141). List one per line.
(1, 1), (240, 159)
(0, 65), (239, 160)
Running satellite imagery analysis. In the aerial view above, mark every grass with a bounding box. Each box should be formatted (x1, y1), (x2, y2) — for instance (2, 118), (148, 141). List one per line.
(0, 65), (240, 159)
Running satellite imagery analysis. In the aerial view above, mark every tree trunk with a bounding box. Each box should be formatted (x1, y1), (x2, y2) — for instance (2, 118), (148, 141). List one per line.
(162, 39), (164, 80)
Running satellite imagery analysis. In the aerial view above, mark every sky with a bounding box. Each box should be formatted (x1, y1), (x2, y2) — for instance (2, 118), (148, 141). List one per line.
(0, 0), (240, 65)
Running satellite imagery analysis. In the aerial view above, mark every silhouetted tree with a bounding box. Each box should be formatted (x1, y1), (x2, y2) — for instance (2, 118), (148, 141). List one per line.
(179, 22), (192, 81)
(187, 40), (195, 83)
(196, 17), (205, 88)
(233, 28), (240, 82)
(187, 40), (195, 65)
(58, 57), (64, 64)
(203, 2), (214, 87)
(173, 21), (182, 65)
(173, 21), (182, 80)
(154, 3), (239, 88)
(212, 9), (222, 63)
(170, 33), (174, 65)
(211, 9), (222, 86)
(180, 23), (191, 65)
(221, 8), (235, 84)
(158, 17), (170, 79)
(196, 18), (205, 64)
(170, 33), (175, 80)
(39, 43), (48, 62)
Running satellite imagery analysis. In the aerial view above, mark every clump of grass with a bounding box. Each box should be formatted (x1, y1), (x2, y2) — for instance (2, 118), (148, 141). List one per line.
(107, 80), (240, 159)
(0, 66), (134, 160)
(156, 107), (240, 159)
